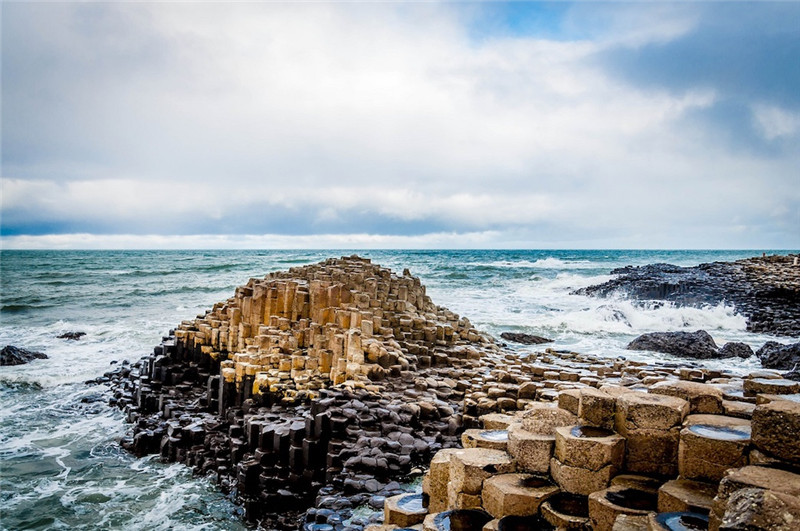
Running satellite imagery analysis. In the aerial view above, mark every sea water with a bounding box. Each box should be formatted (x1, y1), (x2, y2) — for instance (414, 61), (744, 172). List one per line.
(0, 249), (796, 529)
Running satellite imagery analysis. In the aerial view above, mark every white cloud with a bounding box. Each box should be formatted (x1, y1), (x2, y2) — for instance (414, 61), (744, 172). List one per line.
(752, 103), (800, 141)
(2, 2), (798, 248)
(0, 231), (504, 251)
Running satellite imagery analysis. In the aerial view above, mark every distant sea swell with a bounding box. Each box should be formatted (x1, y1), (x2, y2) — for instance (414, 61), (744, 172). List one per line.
(0, 249), (796, 529)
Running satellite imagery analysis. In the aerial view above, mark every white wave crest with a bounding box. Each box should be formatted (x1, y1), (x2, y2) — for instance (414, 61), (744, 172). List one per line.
(537, 300), (747, 336)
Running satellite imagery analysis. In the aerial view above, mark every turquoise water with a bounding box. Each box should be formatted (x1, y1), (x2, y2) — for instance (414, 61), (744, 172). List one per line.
(0, 249), (795, 529)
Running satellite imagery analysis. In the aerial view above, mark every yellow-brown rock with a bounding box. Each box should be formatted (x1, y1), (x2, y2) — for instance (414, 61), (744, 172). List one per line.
(589, 486), (658, 531)
(578, 387), (617, 430)
(649, 380), (723, 415)
(540, 492), (590, 530)
(461, 429), (509, 451)
(449, 448), (515, 495)
(615, 392), (689, 433)
(554, 425), (625, 472)
(506, 423), (554, 475)
(657, 478), (717, 514)
(751, 398), (800, 465)
(550, 456), (617, 496)
(678, 416), (751, 483)
(481, 473), (558, 518)
(520, 402), (578, 435)
(423, 448), (464, 513)
(384, 493), (428, 528)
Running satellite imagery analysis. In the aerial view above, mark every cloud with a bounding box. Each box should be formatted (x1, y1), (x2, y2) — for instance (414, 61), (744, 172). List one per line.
(1, 2), (798, 248)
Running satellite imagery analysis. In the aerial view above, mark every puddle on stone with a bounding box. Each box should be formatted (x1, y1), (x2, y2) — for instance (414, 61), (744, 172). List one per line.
(519, 475), (553, 489)
(688, 424), (751, 441)
(397, 493), (425, 513)
(481, 430), (509, 441)
(605, 488), (658, 511)
(547, 493), (589, 517)
(497, 514), (555, 531)
(433, 509), (492, 531)
(570, 426), (615, 438)
(654, 512), (709, 531)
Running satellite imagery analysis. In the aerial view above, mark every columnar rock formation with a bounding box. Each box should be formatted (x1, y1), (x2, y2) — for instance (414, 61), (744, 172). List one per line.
(104, 256), (800, 531)
(389, 371), (800, 531)
(171, 255), (492, 408)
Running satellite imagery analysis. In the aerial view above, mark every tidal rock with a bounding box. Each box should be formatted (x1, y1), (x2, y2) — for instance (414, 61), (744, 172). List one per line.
(626, 331), (720, 359)
(756, 341), (800, 371)
(500, 333), (553, 346)
(718, 342), (753, 359)
(1, 345), (48, 366)
(57, 331), (86, 340)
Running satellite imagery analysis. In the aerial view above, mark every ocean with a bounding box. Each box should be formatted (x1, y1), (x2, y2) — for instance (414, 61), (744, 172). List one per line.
(0, 249), (796, 530)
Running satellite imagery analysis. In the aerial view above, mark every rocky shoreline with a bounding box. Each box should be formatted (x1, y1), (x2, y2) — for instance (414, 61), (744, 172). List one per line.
(575, 254), (800, 337)
(102, 256), (800, 530)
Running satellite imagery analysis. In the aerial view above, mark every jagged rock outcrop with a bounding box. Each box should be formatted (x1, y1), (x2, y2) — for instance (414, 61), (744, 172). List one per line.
(57, 331), (86, 340)
(575, 255), (800, 337)
(500, 332), (553, 345)
(718, 342), (754, 359)
(756, 341), (800, 371)
(626, 330), (751, 360)
(1, 345), (48, 366)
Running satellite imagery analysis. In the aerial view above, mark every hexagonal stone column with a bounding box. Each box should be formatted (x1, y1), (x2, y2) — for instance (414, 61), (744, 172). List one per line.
(578, 387), (616, 430)
(384, 493), (428, 527)
(540, 492), (590, 530)
(588, 485), (658, 531)
(615, 392), (688, 476)
(678, 415), (751, 482)
(507, 423), (554, 475)
(449, 448), (515, 496)
(461, 429), (509, 451)
(751, 398), (800, 466)
(521, 402), (578, 434)
(481, 473), (558, 518)
(658, 478), (717, 514)
(649, 380), (724, 415)
(422, 448), (464, 513)
(550, 425), (625, 496)
(422, 509), (493, 531)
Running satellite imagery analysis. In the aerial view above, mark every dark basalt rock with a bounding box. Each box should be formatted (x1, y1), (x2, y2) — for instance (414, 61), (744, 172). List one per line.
(500, 332), (553, 345)
(575, 255), (800, 337)
(57, 331), (86, 340)
(718, 342), (754, 359)
(756, 341), (800, 370)
(1, 345), (48, 366)
(627, 330), (721, 359)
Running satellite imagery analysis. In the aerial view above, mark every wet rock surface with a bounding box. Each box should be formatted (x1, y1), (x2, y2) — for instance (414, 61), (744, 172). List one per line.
(576, 254), (800, 337)
(627, 331), (721, 360)
(57, 331), (86, 340)
(756, 341), (800, 371)
(1, 345), (48, 366)
(101, 255), (800, 530)
(499, 333), (553, 345)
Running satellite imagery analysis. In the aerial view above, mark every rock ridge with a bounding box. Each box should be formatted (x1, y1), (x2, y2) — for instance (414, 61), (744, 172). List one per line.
(575, 254), (800, 337)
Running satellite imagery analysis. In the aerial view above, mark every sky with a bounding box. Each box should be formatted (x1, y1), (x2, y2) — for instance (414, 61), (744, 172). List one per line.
(1, 1), (798, 250)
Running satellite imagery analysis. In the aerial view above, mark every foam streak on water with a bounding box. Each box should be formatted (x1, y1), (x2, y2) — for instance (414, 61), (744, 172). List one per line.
(0, 249), (796, 528)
